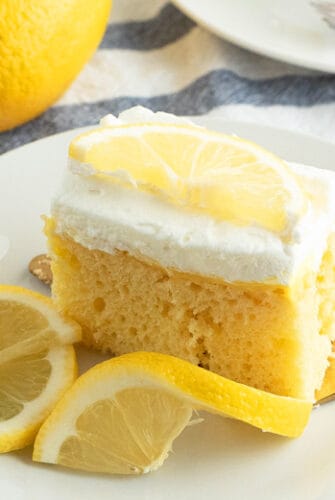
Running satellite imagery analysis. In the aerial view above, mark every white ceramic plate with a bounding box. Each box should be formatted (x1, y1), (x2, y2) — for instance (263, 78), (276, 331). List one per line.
(173, 0), (335, 73)
(1, 120), (335, 500)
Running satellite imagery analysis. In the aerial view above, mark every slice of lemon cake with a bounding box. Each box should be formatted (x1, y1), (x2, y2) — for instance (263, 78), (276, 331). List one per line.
(46, 107), (335, 401)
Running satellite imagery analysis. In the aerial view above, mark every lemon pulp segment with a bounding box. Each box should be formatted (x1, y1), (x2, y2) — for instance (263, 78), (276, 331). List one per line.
(69, 123), (305, 233)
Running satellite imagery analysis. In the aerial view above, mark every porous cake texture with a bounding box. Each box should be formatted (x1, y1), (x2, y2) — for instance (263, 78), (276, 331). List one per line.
(47, 108), (335, 401)
(46, 221), (335, 401)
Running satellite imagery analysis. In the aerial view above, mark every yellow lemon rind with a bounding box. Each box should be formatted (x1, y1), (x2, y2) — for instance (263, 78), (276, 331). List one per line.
(33, 351), (312, 466)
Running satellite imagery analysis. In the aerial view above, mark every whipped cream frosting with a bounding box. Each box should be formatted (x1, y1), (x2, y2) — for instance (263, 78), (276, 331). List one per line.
(51, 107), (335, 284)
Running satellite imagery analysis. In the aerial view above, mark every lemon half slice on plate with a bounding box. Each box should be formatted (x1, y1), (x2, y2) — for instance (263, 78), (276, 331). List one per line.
(33, 352), (312, 475)
(0, 285), (81, 452)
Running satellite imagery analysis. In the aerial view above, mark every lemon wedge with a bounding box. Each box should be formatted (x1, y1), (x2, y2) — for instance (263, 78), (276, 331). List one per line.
(69, 123), (305, 233)
(0, 285), (81, 452)
(33, 352), (312, 475)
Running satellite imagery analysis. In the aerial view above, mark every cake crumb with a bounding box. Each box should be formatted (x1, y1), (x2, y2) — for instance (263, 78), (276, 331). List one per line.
(29, 254), (52, 285)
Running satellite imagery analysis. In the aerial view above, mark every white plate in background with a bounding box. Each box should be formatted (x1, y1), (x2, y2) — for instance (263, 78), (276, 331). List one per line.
(1, 120), (335, 499)
(173, 0), (335, 72)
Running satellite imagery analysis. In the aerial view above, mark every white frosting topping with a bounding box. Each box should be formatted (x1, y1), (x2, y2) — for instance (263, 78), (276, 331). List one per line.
(100, 106), (194, 127)
(51, 107), (335, 284)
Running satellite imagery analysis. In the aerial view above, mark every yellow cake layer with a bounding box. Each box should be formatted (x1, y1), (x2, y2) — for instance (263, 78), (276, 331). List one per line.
(46, 220), (335, 401)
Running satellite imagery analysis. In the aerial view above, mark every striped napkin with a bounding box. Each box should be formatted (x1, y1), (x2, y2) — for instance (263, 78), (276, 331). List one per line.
(1, 0), (335, 154)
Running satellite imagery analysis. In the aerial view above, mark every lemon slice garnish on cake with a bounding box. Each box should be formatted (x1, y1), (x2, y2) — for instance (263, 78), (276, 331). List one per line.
(69, 123), (305, 233)
(0, 285), (81, 453)
(33, 352), (312, 475)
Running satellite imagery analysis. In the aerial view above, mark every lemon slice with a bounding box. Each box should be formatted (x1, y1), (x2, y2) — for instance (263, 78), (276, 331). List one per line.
(33, 352), (312, 475)
(0, 285), (81, 452)
(69, 123), (305, 233)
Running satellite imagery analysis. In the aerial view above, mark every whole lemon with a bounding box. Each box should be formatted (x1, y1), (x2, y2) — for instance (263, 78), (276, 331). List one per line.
(0, 0), (112, 132)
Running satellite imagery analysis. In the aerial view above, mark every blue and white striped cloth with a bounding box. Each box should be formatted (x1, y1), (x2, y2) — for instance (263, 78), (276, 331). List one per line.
(1, 0), (335, 154)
